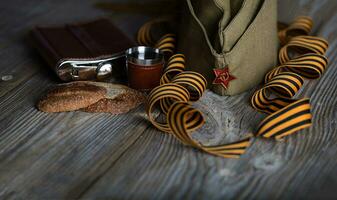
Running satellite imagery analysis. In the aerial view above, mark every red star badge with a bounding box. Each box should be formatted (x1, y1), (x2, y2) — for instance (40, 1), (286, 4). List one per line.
(212, 67), (236, 89)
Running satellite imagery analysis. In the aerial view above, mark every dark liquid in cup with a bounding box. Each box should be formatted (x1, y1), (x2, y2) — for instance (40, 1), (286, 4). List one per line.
(126, 46), (164, 92)
(127, 61), (164, 92)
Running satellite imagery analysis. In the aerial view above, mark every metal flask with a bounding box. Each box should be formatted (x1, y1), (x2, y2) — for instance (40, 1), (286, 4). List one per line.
(55, 46), (163, 82)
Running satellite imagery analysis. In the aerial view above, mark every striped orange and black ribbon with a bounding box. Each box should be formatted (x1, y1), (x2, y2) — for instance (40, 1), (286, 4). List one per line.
(137, 19), (176, 57)
(141, 16), (328, 157)
(251, 16), (328, 140)
(146, 54), (252, 158)
(278, 16), (313, 45)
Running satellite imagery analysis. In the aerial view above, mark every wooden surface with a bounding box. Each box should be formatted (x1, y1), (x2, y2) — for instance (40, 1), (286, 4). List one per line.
(0, 0), (337, 199)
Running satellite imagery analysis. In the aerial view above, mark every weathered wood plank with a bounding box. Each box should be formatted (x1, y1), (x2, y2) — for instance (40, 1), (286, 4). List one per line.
(0, 0), (336, 199)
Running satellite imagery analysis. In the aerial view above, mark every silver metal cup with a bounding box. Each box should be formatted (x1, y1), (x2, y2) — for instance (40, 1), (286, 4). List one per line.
(125, 46), (164, 66)
(125, 46), (164, 91)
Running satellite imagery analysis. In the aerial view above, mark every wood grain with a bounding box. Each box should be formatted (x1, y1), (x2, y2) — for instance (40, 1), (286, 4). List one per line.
(0, 0), (337, 199)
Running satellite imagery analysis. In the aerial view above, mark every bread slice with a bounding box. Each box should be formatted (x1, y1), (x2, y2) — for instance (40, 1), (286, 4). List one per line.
(37, 81), (145, 114)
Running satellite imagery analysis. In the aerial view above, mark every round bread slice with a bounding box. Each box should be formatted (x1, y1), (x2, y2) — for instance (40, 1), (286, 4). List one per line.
(37, 82), (107, 112)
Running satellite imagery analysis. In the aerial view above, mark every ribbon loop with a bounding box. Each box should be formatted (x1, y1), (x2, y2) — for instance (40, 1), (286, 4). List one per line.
(146, 53), (251, 158)
(160, 54), (185, 84)
(252, 17), (329, 140)
(167, 101), (252, 158)
(279, 35), (328, 63)
(171, 71), (207, 101)
(283, 53), (328, 79)
(167, 102), (204, 146)
(147, 83), (190, 133)
(137, 20), (156, 46)
(279, 16), (313, 45)
(256, 98), (312, 139)
(154, 33), (176, 55)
